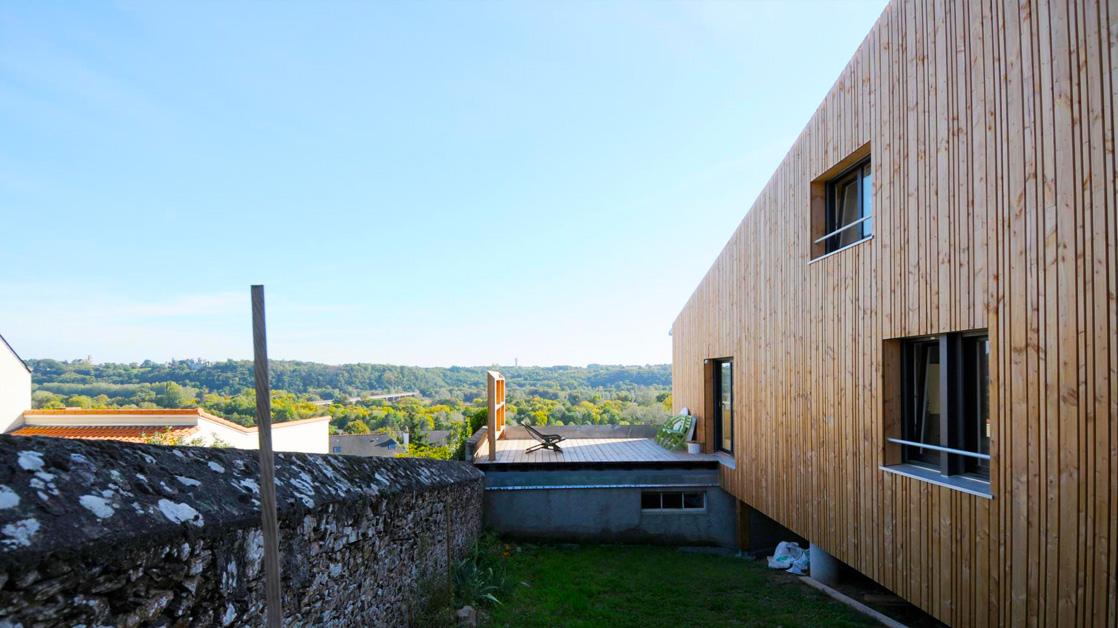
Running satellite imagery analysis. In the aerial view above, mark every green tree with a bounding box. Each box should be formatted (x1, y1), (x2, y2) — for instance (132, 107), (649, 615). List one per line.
(345, 419), (372, 434)
(31, 390), (64, 409)
(64, 395), (95, 408)
(656, 392), (672, 410)
(157, 382), (194, 408)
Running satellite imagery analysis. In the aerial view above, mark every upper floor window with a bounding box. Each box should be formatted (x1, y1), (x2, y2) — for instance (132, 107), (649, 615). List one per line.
(809, 148), (873, 260)
(820, 159), (873, 253)
(885, 331), (990, 494)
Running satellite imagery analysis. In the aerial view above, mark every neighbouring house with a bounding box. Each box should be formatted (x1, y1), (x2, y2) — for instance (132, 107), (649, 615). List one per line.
(329, 431), (406, 457)
(670, 1), (1116, 626)
(0, 334), (31, 434)
(10, 408), (330, 454)
(472, 423), (740, 548)
(0, 334), (330, 454)
(330, 428), (453, 456)
(427, 429), (451, 447)
(470, 372), (741, 548)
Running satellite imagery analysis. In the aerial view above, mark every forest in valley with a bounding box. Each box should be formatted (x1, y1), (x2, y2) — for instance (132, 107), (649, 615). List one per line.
(26, 359), (674, 459)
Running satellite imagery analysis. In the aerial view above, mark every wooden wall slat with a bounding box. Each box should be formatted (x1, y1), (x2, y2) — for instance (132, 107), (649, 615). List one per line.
(670, 1), (1116, 625)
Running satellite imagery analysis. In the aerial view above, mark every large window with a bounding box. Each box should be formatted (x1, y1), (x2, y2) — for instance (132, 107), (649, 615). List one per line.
(890, 332), (990, 485)
(818, 159), (873, 253)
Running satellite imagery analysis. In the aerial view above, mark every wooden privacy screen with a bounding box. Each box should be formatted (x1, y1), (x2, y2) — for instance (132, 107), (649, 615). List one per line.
(486, 371), (506, 462)
(672, 1), (1116, 625)
(701, 360), (716, 453)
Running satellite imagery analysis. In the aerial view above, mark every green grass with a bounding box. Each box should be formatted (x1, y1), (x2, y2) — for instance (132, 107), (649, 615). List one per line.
(483, 544), (875, 628)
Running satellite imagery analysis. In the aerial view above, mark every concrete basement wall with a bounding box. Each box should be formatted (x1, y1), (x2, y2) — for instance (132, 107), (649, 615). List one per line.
(483, 466), (737, 547)
(0, 435), (483, 626)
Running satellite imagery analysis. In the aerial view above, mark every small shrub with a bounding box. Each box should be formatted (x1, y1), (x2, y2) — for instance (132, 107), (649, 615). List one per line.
(397, 443), (456, 460)
(454, 533), (524, 610)
(141, 427), (231, 448)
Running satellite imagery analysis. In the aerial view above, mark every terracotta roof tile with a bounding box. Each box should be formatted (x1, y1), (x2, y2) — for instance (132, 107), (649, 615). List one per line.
(11, 425), (199, 444)
(22, 408), (204, 416)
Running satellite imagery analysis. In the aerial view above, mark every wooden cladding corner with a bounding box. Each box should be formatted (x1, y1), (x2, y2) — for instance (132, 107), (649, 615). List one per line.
(702, 359), (715, 454)
(486, 370), (506, 462)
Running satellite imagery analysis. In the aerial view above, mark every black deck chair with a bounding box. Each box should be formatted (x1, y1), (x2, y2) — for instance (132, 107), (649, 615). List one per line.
(523, 422), (565, 454)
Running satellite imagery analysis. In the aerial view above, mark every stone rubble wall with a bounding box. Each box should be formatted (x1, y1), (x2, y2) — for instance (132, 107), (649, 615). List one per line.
(0, 435), (484, 627)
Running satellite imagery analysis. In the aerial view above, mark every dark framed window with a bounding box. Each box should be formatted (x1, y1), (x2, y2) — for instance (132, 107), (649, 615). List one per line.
(895, 331), (990, 481)
(820, 159), (873, 253)
(713, 359), (733, 453)
(961, 336), (991, 477)
(641, 490), (706, 512)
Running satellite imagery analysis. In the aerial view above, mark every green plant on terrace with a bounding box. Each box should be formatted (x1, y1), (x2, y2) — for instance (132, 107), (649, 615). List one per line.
(655, 414), (692, 450)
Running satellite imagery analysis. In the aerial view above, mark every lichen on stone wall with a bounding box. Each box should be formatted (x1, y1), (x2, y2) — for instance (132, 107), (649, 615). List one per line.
(0, 435), (484, 626)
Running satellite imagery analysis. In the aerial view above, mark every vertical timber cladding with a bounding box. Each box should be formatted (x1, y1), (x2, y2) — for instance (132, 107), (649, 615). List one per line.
(670, 0), (1117, 626)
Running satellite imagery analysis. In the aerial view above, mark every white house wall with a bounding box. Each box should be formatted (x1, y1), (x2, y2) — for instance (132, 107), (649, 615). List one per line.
(196, 417), (329, 454)
(270, 420), (329, 454)
(194, 419), (256, 449)
(0, 345), (31, 433)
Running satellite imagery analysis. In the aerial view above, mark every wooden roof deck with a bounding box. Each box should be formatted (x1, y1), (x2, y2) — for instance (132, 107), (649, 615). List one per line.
(474, 437), (719, 465)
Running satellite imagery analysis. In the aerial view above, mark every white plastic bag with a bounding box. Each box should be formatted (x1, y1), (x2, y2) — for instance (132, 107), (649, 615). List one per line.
(767, 541), (809, 575)
(786, 548), (810, 575)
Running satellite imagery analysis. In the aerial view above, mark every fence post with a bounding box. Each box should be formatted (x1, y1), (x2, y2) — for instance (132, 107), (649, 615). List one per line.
(252, 285), (283, 628)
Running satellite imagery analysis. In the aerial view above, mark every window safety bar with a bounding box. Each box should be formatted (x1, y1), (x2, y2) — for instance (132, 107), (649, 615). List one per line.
(886, 437), (991, 460)
(814, 214), (872, 245)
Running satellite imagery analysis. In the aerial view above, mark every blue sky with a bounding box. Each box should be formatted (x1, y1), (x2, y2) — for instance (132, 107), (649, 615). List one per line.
(1, 1), (887, 367)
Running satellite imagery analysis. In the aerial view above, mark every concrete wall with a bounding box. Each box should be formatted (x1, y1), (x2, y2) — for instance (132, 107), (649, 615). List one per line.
(465, 427), (487, 461)
(0, 435), (483, 626)
(0, 341), (30, 434)
(483, 466), (736, 547)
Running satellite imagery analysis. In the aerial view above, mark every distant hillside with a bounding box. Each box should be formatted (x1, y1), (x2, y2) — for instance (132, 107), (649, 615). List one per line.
(26, 359), (671, 400)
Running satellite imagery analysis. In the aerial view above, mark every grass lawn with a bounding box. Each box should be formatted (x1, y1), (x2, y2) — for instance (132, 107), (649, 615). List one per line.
(483, 544), (875, 628)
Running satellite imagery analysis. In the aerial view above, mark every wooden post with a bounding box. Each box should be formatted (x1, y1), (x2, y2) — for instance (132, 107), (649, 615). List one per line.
(486, 373), (496, 462)
(251, 285), (283, 628)
(702, 360), (715, 454)
(736, 500), (751, 551)
(486, 371), (505, 462)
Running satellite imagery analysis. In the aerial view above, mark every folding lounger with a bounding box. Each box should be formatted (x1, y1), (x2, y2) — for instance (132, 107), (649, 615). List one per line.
(523, 422), (565, 454)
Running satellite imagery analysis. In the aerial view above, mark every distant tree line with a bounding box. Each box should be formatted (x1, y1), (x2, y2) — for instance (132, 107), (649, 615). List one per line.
(26, 358), (669, 400)
(26, 359), (674, 460)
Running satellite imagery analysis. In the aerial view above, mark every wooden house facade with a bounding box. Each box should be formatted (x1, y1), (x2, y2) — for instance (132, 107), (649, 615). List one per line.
(670, 0), (1117, 624)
